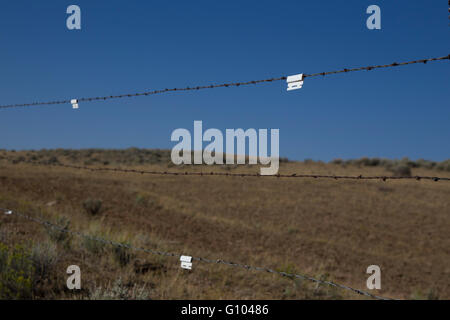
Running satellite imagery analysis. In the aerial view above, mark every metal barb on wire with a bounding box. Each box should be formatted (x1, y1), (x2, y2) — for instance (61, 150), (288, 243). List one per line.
(4, 158), (449, 182)
(304, 55), (449, 78)
(0, 55), (448, 109)
(0, 207), (394, 300)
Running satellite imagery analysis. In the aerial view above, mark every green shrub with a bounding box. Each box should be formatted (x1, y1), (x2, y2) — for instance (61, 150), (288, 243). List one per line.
(135, 194), (148, 207)
(45, 216), (71, 247)
(83, 236), (106, 255)
(411, 288), (440, 300)
(0, 243), (34, 299)
(30, 243), (58, 283)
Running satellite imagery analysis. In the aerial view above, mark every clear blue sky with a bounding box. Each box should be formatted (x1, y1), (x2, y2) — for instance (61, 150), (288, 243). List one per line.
(0, 0), (449, 161)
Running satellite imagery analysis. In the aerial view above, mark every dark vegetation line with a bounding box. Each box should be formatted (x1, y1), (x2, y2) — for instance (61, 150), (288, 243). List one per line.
(1, 149), (449, 181)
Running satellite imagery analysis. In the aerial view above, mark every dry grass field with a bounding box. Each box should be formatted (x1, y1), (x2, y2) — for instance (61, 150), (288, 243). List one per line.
(0, 149), (449, 300)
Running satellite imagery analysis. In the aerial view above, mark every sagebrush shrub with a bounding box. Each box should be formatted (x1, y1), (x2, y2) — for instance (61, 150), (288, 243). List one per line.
(389, 164), (412, 177)
(135, 194), (148, 207)
(45, 216), (71, 246)
(30, 243), (58, 283)
(83, 199), (102, 216)
(89, 278), (149, 300)
(83, 236), (105, 255)
(436, 160), (450, 172)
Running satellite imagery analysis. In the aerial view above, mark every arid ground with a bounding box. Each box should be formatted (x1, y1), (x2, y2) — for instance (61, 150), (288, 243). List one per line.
(0, 149), (449, 300)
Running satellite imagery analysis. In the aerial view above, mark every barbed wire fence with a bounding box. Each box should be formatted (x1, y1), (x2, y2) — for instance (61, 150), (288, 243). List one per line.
(0, 207), (394, 301)
(2, 157), (450, 182)
(1, 54), (449, 301)
(0, 54), (448, 109)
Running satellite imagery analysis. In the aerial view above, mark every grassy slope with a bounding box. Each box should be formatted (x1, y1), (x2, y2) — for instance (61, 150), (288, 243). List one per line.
(0, 149), (449, 300)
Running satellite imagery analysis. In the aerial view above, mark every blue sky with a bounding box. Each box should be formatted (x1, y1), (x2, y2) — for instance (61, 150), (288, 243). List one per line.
(0, 0), (449, 161)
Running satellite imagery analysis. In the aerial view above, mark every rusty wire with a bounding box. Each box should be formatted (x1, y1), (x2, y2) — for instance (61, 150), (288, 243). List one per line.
(0, 55), (448, 109)
(3, 158), (449, 182)
(0, 207), (394, 300)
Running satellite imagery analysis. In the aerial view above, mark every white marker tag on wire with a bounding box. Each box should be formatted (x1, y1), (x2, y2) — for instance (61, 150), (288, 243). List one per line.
(286, 73), (304, 91)
(180, 255), (193, 270)
(71, 99), (79, 109)
(5, 210), (12, 215)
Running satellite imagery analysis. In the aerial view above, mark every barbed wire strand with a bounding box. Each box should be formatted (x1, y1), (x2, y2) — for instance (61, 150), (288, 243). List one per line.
(0, 207), (394, 300)
(3, 158), (449, 182)
(0, 55), (448, 109)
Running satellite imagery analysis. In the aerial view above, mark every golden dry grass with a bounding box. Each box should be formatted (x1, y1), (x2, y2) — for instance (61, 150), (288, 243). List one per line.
(0, 150), (449, 300)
